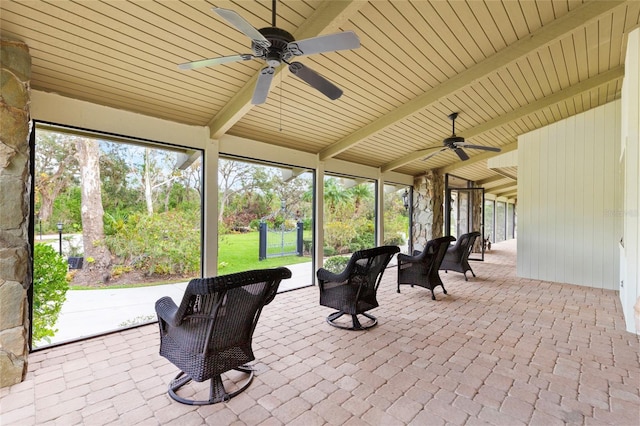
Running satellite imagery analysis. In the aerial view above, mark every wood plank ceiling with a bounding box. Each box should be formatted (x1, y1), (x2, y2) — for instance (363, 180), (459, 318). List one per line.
(2, 0), (639, 198)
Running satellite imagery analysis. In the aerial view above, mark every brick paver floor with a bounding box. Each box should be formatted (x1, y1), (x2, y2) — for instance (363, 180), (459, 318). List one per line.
(2, 240), (639, 425)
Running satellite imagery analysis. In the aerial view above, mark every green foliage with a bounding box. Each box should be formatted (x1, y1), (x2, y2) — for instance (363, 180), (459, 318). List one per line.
(324, 221), (357, 254)
(111, 265), (132, 278)
(52, 186), (82, 232)
(384, 233), (406, 246)
(323, 256), (350, 273)
(303, 239), (313, 254)
(323, 246), (337, 256)
(105, 210), (201, 276)
(100, 143), (144, 212)
(32, 244), (69, 343)
(103, 209), (130, 236)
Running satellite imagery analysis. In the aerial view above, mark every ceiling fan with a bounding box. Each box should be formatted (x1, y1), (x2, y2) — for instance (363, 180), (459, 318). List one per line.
(178, 0), (360, 105)
(423, 113), (502, 161)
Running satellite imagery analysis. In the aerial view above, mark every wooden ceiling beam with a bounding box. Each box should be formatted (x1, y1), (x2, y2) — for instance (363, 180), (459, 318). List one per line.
(493, 189), (519, 198)
(208, 0), (364, 139)
(323, 0), (625, 162)
(477, 175), (509, 185)
(485, 182), (518, 193)
(383, 64), (624, 173)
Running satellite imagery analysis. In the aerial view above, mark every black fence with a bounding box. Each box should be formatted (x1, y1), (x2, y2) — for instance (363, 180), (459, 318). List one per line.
(259, 221), (304, 261)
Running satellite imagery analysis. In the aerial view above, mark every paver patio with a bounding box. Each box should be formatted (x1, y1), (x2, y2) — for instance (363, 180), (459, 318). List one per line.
(1, 240), (639, 425)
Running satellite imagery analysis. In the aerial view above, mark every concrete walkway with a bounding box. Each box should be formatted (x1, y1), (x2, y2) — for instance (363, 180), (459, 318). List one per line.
(41, 261), (315, 346)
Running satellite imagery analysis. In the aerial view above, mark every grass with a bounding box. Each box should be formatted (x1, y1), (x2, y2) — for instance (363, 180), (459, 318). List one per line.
(218, 231), (311, 274)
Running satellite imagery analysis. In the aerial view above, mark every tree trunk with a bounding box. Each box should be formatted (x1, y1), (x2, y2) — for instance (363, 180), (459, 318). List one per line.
(76, 138), (111, 283)
(144, 148), (154, 215)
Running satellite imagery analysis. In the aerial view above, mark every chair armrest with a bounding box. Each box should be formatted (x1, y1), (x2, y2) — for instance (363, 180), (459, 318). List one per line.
(317, 267), (342, 283)
(155, 296), (180, 327)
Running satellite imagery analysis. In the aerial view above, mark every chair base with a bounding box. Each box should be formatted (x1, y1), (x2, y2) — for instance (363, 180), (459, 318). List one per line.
(168, 365), (254, 405)
(326, 310), (377, 330)
(444, 268), (476, 281)
(397, 283), (447, 300)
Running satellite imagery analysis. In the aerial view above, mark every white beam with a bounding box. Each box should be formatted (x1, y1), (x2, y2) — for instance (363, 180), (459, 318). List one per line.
(320, 0), (625, 161)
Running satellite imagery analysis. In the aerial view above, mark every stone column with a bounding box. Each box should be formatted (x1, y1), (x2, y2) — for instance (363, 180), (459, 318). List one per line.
(411, 170), (444, 251)
(0, 38), (32, 387)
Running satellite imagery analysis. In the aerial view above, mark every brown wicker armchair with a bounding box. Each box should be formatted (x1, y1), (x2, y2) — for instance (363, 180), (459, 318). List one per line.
(155, 267), (291, 405)
(318, 245), (400, 330)
(439, 231), (481, 281)
(397, 236), (456, 300)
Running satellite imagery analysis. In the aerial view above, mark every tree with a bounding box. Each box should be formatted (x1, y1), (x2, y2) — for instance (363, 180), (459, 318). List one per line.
(218, 160), (259, 223)
(348, 183), (373, 215)
(99, 142), (142, 213)
(34, 131), (78, 225)
(324, 178), (352, 215)
(76, 137), (112, 283)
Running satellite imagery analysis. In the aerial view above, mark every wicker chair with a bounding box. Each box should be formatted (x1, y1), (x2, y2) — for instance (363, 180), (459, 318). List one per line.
(317, 245), (400, 330)
(439, 231), (481, 281)
(155, 267), (291, 405)
(397, 236), (456, 300)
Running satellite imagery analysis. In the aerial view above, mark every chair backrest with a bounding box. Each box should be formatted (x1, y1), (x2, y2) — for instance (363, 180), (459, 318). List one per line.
(460, 231), (480, 260)
(343, 245), (400, 292)
(173, 268), (291, 354)
(457, 232), (481, 261)
(429, 235), (457, 269)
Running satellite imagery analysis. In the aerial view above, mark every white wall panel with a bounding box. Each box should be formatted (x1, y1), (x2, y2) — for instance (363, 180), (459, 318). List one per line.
(621, 28), (640, 334)
(518, 101), (622, 290)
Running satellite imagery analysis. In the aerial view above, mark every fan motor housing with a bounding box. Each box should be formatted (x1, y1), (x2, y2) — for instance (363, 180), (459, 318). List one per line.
(444, 136), (464, 148)
(253, 27), (295, 65)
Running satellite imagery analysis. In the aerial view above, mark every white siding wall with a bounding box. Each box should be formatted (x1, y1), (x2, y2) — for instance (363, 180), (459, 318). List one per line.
(621, 28), (640, 334)
(517, 101), (622, 290)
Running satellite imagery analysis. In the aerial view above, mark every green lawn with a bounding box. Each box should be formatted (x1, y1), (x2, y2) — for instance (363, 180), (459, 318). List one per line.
(217, 231), (311, 275)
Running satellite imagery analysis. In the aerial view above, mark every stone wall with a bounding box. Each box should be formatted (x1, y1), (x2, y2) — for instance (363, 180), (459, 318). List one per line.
(411, 170), (444, 251)
(0, 38), (31, 387)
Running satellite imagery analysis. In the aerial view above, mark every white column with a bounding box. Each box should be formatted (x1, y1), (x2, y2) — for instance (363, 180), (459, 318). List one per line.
(622, 28), (640, 334)
(377, 170), (385, 246)
(203, 140), (219, 277)
(314, 160), (325, 275)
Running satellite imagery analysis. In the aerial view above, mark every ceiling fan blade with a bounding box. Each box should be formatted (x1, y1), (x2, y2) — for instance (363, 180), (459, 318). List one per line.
(213, 8), (270, 48)
(287, 31), (360, 57)
(252, 67), (275, 105)
(457, 143), (502, 152)
(422, 147), (447, 161)
(454, 148), (470, 161)
(289, 62), (342, 100)
(178, 54), (253, 70)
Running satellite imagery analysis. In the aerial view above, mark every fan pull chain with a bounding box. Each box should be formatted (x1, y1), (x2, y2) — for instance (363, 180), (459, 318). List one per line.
(279, 72), (283, 132)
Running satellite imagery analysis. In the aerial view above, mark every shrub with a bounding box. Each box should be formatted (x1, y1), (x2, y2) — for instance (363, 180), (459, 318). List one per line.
(105, 210), (201, 276)
(324, 221), (356, 253)
(323, 256), (350, 273)
(384, 233), (406, 246)
(323, 246), (336, 256)
(303, 239), (313, 254)
(33, 243), (69, 343)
